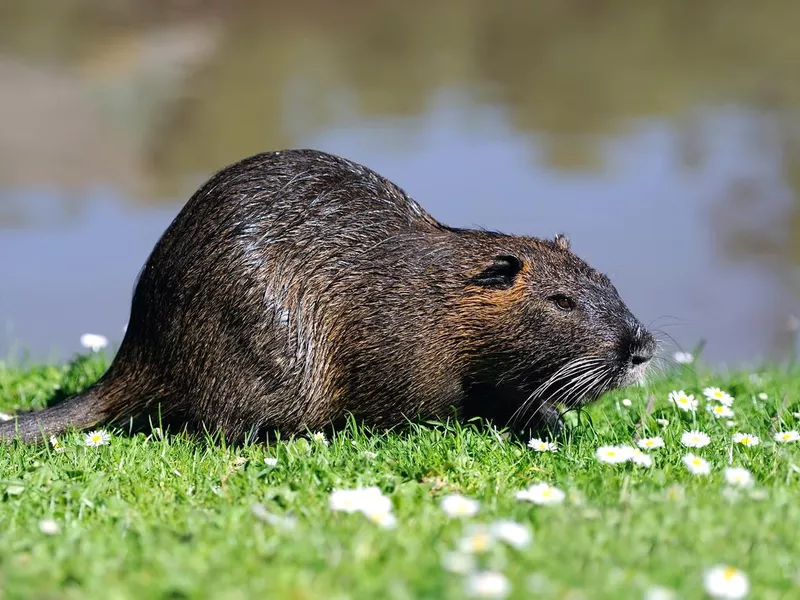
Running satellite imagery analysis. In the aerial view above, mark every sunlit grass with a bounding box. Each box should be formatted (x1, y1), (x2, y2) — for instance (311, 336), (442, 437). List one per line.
(1, 353), (799, 599)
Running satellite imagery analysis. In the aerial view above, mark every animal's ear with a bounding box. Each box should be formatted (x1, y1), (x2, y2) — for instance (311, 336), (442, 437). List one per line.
(554, 233), (571, 251)
(468, 255), (523, 289)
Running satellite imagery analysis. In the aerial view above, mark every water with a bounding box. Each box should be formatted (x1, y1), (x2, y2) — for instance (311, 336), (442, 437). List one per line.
(1, 0), (798, 367)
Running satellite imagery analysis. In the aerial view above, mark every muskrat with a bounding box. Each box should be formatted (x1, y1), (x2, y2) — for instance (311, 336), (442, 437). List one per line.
(0, 149), (656, 444)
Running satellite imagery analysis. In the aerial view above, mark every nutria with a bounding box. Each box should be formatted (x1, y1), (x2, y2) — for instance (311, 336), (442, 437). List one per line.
(0, 149), (656, 444)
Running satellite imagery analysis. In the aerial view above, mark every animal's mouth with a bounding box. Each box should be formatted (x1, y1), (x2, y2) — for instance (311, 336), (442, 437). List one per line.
(622, 360), (651, 388)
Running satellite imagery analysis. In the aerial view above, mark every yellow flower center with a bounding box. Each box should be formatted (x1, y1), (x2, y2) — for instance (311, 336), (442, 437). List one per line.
(723, 567), (738, 581)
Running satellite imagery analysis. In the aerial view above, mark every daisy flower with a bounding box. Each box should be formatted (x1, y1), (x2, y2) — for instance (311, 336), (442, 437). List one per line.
(637, 436), (665, 450)
(707, 404), (734, 419)
(458, 526), (496, 554)
(364, 509), (397, 529)
(621, 398), (632, 407)
(489, 520), (532, 549)
(83, 429), (110, 447)
(49, 435), (65, 453)
(703, 387), (734, 406)
(757, 393), (768, 400)
(38, 519), (61, 535)
(673, 351), (694, 364)
(441, 494), (480, 517)
(515, 482), (565, 505)
(80, 333), (108, 352)
(655, 418), (669, 427)
(732, 433), (760, 447)
(644, 586), (676, 600)
(329, 486), (391, 516)
(0, 412), (12, 422)
(264, 457), (278, 467)
(311, 431), (329, 446)
(527, 438), (558, 452)
(668, 390), (698, 412)
(595, 445), (635, 464)
(724, 467), (753, 488)
(329, 488), (370, 513)
(682, 453), (711, 475)
(631, 449), (653, 467)
(441, 551), (476, 574)
(773, 430), (800, 443)
(681, 430), (711, 448)
(703, 565), (749, 599)
(465, 571), (511, 599)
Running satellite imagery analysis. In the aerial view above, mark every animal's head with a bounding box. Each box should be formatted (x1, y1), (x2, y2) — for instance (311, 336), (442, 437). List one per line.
(463, 232), (656, 421)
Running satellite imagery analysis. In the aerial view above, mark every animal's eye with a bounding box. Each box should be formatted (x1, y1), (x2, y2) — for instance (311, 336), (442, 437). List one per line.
(550, 294), (576, 311)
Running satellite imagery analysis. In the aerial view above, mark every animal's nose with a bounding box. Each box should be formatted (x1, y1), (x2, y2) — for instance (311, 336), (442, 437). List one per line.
(630, 348), (653, 365)
(629, 329), (656, 365)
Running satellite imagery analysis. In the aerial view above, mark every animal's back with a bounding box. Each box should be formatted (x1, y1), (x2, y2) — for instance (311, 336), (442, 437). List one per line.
(117, 151), (449, 439)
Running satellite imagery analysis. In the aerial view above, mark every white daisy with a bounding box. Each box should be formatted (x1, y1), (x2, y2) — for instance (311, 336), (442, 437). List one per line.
(264, 457), (278, 467)
(364, 509), (397, 529)
(703, 387), (734, 406)
(682, 453), (711, 475)
(458, 525), (496, 554)
(80, 333), (108, 352)
(49, 435), (65, 453)
(465, 571), (511, 598)
(644, 586), (676, 600)
(673, 351), (694, 364)
(329, 486), (391, 516)
(703, 565), (749, 599)
(637, 436), (665, 450)
(311, 431), (329, 446)
(595, 445), (636, 464)
(489, 520), (532, 549)
(707, 404), (734, 418)
(514, 482), (565, 505)
(527, 438), (558, 452)
(441, 494), (480, 517)
(668, 390), (698, 412)
(773, 430), (800, 443)
(621, 398), (632, 407)
(0, 412), (12, 422)
(724, 467), (753, 488)
(655, 418), (669, 427)
(631, 449), (653, 467)
(732, 432), (760, 447)
(83, 429), (110, 447)
(38, 519), (60, 535)
(441, 551), (476, 574)
(681, 430), (711, 448)
(726, 421), (736, 428)
(757, 393), (768, 400)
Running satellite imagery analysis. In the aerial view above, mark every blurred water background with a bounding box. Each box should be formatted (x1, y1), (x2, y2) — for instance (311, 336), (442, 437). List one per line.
(1, 0), (798, 368)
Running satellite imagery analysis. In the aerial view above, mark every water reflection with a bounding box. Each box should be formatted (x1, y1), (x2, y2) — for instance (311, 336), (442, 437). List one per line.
(0, 0), (798, 365)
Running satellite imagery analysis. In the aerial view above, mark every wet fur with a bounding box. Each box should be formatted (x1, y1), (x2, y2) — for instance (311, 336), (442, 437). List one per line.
(0, 149), (655, 444)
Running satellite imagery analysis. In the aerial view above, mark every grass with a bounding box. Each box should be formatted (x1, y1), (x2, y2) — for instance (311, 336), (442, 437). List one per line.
(1, 353), (799, 599)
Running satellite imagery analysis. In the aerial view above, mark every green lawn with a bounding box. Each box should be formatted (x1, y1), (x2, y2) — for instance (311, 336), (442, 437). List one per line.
(1, 353), (799, 599)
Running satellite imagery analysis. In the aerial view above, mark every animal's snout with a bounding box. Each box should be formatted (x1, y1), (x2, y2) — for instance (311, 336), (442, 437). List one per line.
(623, 325), (656, 366)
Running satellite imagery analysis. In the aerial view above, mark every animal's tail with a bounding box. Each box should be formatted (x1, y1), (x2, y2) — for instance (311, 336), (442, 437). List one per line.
(0, 383), (111, 444)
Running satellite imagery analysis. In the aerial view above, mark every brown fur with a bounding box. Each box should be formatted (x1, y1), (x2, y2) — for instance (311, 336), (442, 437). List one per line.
(0, 149), (656, 444)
